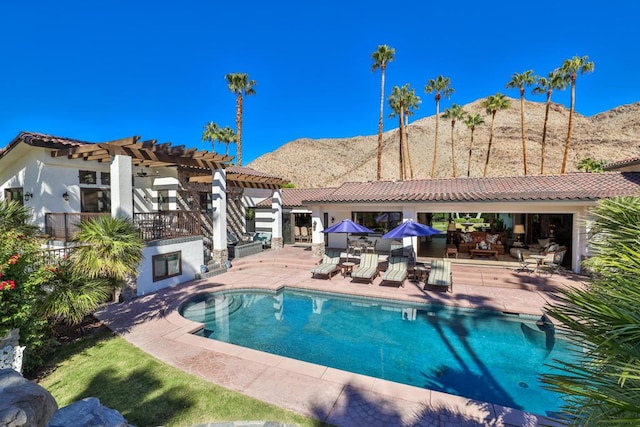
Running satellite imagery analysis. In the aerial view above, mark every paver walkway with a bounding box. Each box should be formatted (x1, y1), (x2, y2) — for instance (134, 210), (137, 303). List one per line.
(95, 246), (586, 426)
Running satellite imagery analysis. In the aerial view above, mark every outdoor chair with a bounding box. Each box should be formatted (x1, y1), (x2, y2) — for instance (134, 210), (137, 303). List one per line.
(300, 226), (310, 242)
(516, 250), (537, 273)
(351, 253), (380, 284)
(541, 250), (566, 275)
(425, 259), (453, 292)
(381, 256), (408, 287)
(294, 226), (301, 242)
(310, 249), (341, 280)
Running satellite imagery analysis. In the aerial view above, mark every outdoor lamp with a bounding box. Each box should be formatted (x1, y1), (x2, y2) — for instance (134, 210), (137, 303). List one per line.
(447, 222), (457, 244)
(514, 224), (525, 243)
(23, 192), (33, 201)
(62, 191), (70, 202)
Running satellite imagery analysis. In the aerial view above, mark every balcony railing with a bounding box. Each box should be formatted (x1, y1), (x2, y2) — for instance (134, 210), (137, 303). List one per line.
(44, 211), (201, 242)
(134, 211), (201, 241)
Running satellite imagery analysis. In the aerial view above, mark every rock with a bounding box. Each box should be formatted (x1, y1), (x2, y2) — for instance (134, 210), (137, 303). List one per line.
(47, 397), (134, 427)
(0, 368), (58, 427)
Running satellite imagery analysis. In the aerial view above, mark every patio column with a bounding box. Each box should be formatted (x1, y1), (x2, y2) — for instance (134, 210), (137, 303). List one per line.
(271, 189), (283, 249)
(211, 168), (228, 266)
(311, 208), (325, 257)
(110, 154), (133, 219)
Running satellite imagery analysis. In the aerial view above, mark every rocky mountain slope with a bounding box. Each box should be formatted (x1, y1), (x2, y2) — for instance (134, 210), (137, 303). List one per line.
(248, 98), (640, 188)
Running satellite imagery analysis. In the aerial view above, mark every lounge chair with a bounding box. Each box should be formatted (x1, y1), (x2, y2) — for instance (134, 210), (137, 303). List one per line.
(381, 256), (408, 287)
(426, 259), (453, 292)
(310, 249), (341, 280)
(351, 253), (379, 284)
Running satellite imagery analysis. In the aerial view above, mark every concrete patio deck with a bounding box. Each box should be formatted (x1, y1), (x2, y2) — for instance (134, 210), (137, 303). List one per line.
(95, 245), (586, 427)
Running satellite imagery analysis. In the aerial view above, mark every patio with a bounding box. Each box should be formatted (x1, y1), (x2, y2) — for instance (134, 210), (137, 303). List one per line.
(95, 245), (585, 426)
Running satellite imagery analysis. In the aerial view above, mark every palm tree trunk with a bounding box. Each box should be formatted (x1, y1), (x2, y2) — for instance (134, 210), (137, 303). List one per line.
(540, 91), (552, 174)
(483, 112), (497, 177)
(398, 117), (404, 180)
(561, 77), (577, 174)
(404, 115), (414, 179)
(520, 93), (528, 175)
(450, 121), (457, 178)
(431, 98), (440, 178)
(467, 129), (475, 177)
(236, 95), (243, 166)
(377, 66), (385, 180)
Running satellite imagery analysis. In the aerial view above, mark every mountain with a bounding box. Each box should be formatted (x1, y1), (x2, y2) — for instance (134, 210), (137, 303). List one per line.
(248, 98), (640, 188)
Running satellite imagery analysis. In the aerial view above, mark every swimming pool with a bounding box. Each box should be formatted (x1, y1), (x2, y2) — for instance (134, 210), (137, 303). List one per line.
(180, 288), (573, 416)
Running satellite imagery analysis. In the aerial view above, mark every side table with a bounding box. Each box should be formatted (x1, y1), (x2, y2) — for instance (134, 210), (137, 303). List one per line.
(341, 262), (355, 277)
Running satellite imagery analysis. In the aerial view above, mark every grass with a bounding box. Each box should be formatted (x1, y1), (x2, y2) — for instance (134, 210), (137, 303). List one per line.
(38, 329), (327, 427)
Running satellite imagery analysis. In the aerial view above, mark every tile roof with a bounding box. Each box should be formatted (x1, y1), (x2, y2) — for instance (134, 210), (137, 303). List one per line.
(256, 187), (338, 208)
(303, 173), (640, 204)
(604, 157), (640, 171)
(0, 131), (92, 159)
(226, 165), (283, 180)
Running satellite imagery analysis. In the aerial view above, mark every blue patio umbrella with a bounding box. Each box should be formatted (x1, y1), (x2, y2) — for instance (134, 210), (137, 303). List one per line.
(322, 219), (374, 262)
(382, 219), (442, 239)
(322, 219), (374, 234)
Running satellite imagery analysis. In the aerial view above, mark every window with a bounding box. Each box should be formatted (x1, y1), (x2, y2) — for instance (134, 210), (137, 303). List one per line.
(101, 172), (110, 185)
(4, 188), (24, 205)
(153, 251), (182, 281)
(79, 170), (97, 184)
(352, 211), (402, 234)
(157, 190), (169, 211)
(81, 189), (111, 212)
(199, 192), (212, 213)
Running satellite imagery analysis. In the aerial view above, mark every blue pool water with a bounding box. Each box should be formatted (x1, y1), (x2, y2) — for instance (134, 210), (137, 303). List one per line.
(180, 288), (573, 416)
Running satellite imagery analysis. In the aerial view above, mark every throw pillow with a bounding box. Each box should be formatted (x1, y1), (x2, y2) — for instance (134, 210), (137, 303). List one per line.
(538, 238), (550, 248)
(461, 233), (473, 243)
(486, 233), (499, 244)
(547, 244), (559, 253)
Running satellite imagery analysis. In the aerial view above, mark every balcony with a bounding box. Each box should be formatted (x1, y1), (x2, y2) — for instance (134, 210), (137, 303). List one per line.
(44, 211), (201, 242)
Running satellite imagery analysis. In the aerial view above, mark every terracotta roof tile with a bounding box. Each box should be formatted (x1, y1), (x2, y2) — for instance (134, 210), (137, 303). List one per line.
(304, 173), (640, 204)
(604, 157), (640, 170)
(226, 165), (283, 179)
(256, 187), (338, 208)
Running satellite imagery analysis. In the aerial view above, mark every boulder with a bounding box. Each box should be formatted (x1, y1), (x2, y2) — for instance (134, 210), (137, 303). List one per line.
(47, 397), (134, 427)
(0, 368), (58, 427)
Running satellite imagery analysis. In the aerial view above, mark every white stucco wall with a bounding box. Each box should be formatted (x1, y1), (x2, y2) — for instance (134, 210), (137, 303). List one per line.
(137, 238), (204, 296)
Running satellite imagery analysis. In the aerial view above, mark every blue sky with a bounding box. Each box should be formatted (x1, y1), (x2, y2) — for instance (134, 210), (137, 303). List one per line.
(1, 1), (638, 165)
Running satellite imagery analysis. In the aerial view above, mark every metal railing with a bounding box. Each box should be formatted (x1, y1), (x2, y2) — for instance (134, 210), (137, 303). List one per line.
(44, 211), (201, 242)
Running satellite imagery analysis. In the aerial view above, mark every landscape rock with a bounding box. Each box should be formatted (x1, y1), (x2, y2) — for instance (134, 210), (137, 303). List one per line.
(0, 368), (58, 427)
(47, 397), (134, 427)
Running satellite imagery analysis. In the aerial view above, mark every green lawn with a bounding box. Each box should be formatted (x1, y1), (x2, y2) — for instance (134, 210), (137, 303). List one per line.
(38, 330), (327, 427)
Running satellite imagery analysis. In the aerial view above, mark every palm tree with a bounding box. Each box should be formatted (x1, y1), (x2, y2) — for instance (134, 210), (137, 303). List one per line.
(464, 113), (484, 177)
(577, 157), (607, 172)
(506, 70), (536, 175)
(425, 76), (454, 178)
(559, 55), (595, 174)
(69, 215), (144, 301)
(225, 72), (256, 166)
(402, 88), (421, 179)
(0, 200), (38, 235)
(371, 45), (395, 180)
(543, 196), (640, 424)
(38, 260), (111, 326)
(532, 69), (568, 174)
(481, 93), (511, 177)
(217, 126), (237, 156)
(201, 121), (220, 151)
(442, 104), (466, 177)
(389, 83), (417, 180)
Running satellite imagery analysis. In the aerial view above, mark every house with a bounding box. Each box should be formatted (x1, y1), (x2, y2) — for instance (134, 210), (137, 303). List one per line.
(0, 132), (288, 296)
(256, 172), (640, 274)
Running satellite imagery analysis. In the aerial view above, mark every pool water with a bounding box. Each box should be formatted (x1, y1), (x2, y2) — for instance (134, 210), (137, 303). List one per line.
(180, 288), (573, 416)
